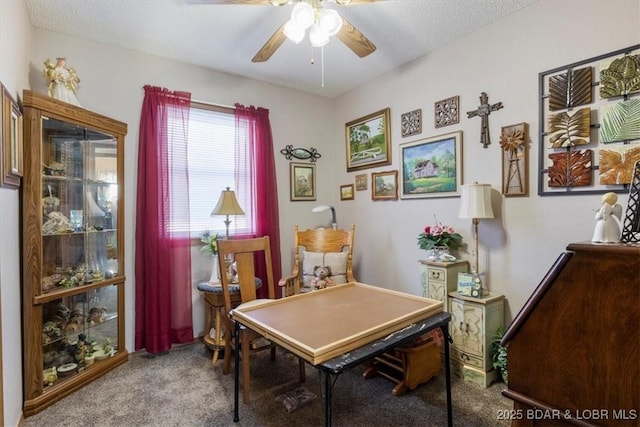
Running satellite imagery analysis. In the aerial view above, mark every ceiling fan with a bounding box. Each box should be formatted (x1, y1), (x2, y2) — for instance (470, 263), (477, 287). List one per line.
(187, 0), (378, 62)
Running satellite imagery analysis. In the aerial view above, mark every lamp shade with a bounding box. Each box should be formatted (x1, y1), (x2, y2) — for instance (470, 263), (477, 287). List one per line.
(211, 187), (245, 216)
(458, 183), (494, 219)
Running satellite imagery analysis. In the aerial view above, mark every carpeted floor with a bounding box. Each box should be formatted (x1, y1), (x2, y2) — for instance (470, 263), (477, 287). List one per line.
(24, 342), (512, 426)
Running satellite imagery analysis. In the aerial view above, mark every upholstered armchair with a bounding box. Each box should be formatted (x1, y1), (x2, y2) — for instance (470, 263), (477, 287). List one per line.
(278, 224), (355, 297)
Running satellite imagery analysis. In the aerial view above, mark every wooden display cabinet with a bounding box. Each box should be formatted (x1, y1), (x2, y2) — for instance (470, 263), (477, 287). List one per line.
(21, 90), (128, 416)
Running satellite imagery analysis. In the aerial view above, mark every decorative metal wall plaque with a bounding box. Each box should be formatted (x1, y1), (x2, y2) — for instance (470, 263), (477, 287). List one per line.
(401, 108), (422, 137)
(538, 44), (640, 196)
(280, 145), (321, 163)
(434, 96), (459, 128)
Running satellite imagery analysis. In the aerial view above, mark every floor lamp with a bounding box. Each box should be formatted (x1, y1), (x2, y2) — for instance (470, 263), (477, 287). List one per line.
(312, 205), (337, 230)
(458, 183), (494, 294)
(211, 187), (245, 240)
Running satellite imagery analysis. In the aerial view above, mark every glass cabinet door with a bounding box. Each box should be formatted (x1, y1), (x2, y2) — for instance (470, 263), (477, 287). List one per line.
(42, 284), (120, 386)
(41, 116), (119, 293)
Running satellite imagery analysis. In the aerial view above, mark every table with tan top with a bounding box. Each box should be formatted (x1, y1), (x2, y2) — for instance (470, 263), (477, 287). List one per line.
(230, 282), (453, 426)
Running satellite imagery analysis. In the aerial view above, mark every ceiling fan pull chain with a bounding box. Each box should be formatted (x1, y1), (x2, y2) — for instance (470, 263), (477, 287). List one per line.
(321, 45), (325, 87)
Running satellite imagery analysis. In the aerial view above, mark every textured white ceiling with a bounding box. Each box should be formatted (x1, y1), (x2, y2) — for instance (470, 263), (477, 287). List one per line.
(25, 0), (538, 98)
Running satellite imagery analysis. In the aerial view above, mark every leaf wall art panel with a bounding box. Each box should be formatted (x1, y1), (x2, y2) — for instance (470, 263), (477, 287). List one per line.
(599, 143), (640, 185)
(547, 107), (591, 148)
(600, 99), (640, 143)
(600, 54), (640, 99)
(548, 67), (593, 111)
(547, 150), (592, 187)
(538, 44), (640, 195)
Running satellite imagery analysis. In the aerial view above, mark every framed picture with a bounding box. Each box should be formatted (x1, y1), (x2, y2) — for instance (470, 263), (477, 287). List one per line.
(345, 108), (391, 172)
(290, 162), (316, 201)
(1, 84), (23, 188)
(400, 131), (463, 199)
(355, 173), (367, 191)
(340, 184), (354, 200)
(371, 170), (398, 201)
(500, 122), (529, 197)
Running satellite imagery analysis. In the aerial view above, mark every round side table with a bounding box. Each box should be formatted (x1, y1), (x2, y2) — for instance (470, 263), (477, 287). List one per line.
(197, 278), (262, 366)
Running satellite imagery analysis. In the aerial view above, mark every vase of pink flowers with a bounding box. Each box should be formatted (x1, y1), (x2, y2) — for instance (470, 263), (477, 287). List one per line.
(417, 219), (463, 261)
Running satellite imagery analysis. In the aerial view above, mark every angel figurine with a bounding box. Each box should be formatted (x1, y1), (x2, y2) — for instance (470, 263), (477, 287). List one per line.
(591, 192), (622, 243)
(43, 57), (81, 106)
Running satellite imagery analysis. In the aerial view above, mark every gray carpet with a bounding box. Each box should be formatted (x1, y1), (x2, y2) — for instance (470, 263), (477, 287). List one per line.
(24, 342), (512, 426)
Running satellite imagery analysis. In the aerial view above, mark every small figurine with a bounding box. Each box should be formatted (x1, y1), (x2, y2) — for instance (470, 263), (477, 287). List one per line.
(592, 192), (622, 243)
(43, 57), (81, 106)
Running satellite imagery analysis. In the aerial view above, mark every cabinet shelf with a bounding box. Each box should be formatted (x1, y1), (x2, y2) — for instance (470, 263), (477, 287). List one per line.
(22, 90), (128, 417)
(34, 274), (124, 304)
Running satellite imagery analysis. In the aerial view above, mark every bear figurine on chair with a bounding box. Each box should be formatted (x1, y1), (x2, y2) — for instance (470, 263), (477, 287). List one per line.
(304, 265), (336, 292)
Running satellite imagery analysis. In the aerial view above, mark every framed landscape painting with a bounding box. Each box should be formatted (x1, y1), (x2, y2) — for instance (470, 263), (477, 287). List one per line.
(400, 131), (462, 199)
(345, 108), (391, 172)
(371, 170), (398, 200)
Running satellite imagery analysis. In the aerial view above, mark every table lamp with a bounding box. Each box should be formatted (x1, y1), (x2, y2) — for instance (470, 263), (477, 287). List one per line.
(211, 187), (245, 239)
(458, 182), (494, 283)
(312, 205), (337, 230)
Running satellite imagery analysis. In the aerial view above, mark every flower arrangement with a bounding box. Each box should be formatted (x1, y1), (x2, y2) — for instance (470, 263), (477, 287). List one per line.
(417, 219), (463, 250)
(200, 231), (219, 256)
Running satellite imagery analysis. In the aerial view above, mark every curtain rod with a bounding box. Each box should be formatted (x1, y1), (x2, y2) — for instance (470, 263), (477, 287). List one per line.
(191, 98), (235, 110)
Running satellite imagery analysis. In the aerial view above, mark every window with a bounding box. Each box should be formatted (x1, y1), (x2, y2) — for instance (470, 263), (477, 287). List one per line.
(172, 102), (253, 238)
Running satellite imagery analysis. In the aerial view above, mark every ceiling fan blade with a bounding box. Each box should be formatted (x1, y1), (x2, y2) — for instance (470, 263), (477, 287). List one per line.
(335, 17), (376, 58)
(185, 0), (273, 4)
(334, 0), (380, 4)
(252, 22), (287, 62)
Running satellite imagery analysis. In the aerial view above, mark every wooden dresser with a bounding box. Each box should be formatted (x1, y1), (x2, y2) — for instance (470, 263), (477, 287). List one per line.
(501, 242), (639, 426)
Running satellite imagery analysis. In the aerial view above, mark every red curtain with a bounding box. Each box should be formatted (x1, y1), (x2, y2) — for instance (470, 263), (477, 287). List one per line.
(235, 104), (282, 298)
(135, 85), (194, 353)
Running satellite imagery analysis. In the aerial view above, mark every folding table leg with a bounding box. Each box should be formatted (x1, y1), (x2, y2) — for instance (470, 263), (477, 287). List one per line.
(233, 321), (240, 422)
(324, 372), (332, 427)
(441, 323), (453, 427)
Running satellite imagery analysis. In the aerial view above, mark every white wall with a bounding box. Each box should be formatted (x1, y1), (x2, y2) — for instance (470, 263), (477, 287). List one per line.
(1, 0), (638, 423)
(330, 0), (640, 319)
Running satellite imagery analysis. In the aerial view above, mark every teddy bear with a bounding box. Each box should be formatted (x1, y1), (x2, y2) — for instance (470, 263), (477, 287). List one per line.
(309, 265), (336, 290)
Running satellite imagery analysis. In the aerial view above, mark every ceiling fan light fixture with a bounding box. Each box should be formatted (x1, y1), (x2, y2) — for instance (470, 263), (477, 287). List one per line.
(309, 23), (330, 47)
(317, 8), (342, 36)
(290, 2), (315, 30)
(284, 19), (305, 44)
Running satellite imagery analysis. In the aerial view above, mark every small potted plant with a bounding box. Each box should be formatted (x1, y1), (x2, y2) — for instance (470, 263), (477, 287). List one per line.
(200, 231), (221, 283)
(491, 326), (508, 384)
(417, 217), (463, 261)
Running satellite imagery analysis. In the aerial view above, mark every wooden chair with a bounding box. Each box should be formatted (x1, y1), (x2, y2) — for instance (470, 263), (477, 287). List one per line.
(218, 236), (305, 403)
(279, 224), (356, 297)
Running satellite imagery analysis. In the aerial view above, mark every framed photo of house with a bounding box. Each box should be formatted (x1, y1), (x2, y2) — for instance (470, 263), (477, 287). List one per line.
(345, 108), (391, 172)
(371, 170), (398, 201)
(290, 162), (316, 201)
(340, 184), (354, 200)
(400, 131), (463, 199)
(1, 84), (23, 188)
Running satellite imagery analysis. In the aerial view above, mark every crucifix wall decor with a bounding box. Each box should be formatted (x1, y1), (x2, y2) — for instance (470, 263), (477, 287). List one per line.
(467, 92), (503, 148)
